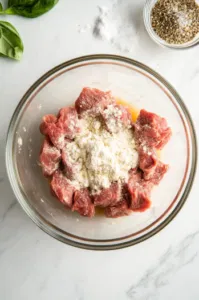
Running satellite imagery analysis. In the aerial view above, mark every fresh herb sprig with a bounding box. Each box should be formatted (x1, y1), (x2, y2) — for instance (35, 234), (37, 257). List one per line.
(1, 0), (59, 18)
(0, 0), (59, 60)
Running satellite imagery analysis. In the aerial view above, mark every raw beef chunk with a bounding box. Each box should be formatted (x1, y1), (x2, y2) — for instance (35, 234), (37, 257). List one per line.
(127, 170), (152, 211)
(40, 114), (57, 135)
(135, 109), (172, 150)
(149, 161), (169, 185)
(57, 107), (80, 139)
(139, 146), (158, 180)
(75, 87), (114, 115)
(40, 139), (61, 176)
(40, 107), (79, 149)
(119, 105), (132, 127)
(105, 200), (131, 218)
(72, 189), (95, 217)
(61, 144), (79, 180)
(51, 170), (75, 207)
(102, 104), (132, 133)
(45, 123), (66, 149)
(93, 183), (121, 207)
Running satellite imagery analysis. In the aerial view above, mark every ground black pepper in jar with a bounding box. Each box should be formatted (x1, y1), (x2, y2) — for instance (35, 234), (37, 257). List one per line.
(151, 0), (199, 44)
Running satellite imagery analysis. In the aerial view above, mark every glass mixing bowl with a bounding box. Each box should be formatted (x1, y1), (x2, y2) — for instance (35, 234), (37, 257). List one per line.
(6, 54), (197, 250)
(144, 0), (199, 49)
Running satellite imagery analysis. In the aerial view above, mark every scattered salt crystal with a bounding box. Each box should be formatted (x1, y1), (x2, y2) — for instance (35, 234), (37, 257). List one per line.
(92, 1), (139, 53)
(76, 218), (79, 222)
(23, 127), (27, 132)
(78, 23), (91, 33)
(29, 138), (32, 143)
(40, 198), (44, 203)
(37, 104), (42, 110)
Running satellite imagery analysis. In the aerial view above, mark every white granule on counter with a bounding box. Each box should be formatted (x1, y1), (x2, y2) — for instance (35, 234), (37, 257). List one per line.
(93, 0), (139, 53)
(77, 0), (139, 53)
(77, 23), (91, 33)
(64, 106), (138, 194)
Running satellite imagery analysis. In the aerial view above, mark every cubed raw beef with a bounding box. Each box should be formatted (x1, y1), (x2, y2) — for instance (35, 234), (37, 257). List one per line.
(45, 123), (66, 149)
(72, 189), (95, 217)
(135, 109), (172, 150)
(105, 200), (131, 218)
(150, 161), (169, 185)
(93, 183), (121, 207)
(40, 114), (57, 135)
(127, 170), (152, 212)
(51, 170), (75, 207)
(139, 146), (158, 180)
(40, 139), (61, 176)
(40, 108), (79, 149)
(102, 104), (132, 133)
(57, 107), (80, 139)
(75, 87), (115, 115)
(62, 146), (79, 180)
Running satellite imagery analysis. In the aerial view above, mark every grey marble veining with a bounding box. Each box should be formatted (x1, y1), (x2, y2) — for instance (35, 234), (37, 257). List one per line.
(127, 231), (199, 300)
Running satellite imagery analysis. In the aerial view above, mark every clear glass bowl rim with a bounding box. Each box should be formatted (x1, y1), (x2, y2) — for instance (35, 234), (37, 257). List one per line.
(6, 54), (198, 250)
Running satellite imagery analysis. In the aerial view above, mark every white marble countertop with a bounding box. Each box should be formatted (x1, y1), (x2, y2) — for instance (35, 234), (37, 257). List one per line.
(0, 0), (199, 299)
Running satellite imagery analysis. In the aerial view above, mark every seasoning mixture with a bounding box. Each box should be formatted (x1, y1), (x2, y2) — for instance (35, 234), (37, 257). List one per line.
(39, 88), (172, 218)
(151, 0), (199, 44)
(93, 3), (138, 53)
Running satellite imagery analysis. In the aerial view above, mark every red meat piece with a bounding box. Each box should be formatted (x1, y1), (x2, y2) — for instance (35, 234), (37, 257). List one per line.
(75, 87), (115, 115)
(135, 109), (172, 150)
(40, 139), (61, 176)
(127, 170), (152, 212)
(51, 170), (75, 207)
(40, 114), (57, 135)
(102, 104), (132, 133)
(105, 200), (131, 218)
(45, 123), (66, 149)
(40, 108), (79, 149)
(119, 105), (132, 127)
(72, 189), (95, 217)
(93, 183), (121, 207)
(139, 146), (158, 180)
(150, 161), (169, 185)
(62, 146), (79, 180)
(57, 107), (80, 139)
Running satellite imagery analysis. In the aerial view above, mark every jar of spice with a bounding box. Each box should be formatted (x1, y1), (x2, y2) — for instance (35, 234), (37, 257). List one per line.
(143, 0), (199, 49)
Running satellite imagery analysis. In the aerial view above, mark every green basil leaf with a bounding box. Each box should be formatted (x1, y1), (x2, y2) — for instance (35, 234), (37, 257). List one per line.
(0, 3), (3, 11)
(8, 0), (37, 7)
(0, 21), (24, 60)
(2, 0), (59, 18)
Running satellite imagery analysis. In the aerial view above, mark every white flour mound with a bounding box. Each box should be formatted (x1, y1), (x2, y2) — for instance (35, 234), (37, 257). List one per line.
(93, 0), (139, 52)
(64, 106), (138, 194)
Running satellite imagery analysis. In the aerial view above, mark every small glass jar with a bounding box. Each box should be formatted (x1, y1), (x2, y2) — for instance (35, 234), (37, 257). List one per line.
(143, 0), (199, 49)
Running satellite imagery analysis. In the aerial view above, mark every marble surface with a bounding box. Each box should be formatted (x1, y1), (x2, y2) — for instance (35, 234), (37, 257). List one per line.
(0, 0), (199, 299)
